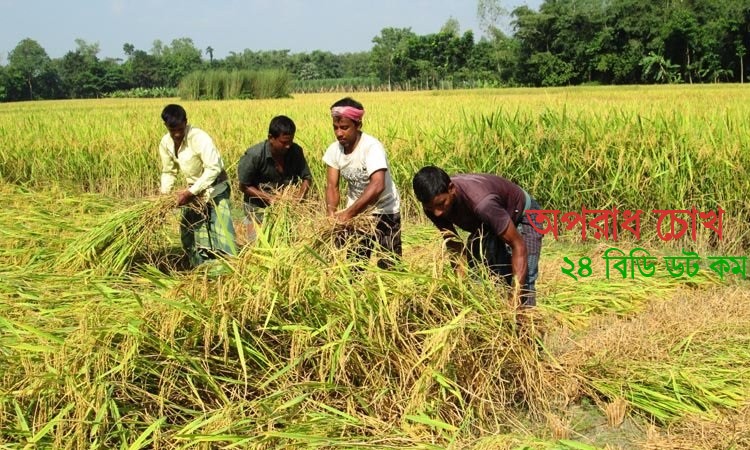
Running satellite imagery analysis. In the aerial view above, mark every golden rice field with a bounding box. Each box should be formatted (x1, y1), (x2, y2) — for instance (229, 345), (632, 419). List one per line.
(0, 85), (749, 449)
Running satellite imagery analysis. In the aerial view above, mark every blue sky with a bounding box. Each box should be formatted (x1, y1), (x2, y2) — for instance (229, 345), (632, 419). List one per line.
(0, 0), (541, 62)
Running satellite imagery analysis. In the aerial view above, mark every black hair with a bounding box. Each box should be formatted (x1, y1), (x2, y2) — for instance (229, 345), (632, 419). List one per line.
(412, 166), (452, 203)
(331, 97), (364, 111)
(268, 115), (296, 138)
(161, 104), (187, 128)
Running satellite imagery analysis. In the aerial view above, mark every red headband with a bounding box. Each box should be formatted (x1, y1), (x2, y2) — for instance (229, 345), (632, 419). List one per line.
(331, 106), (364, 122)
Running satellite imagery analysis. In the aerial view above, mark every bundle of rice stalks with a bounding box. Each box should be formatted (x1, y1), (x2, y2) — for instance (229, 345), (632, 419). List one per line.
(314, 210), (378, 243)
(247, 186), (381, 266)
(56, 196), (178, 275)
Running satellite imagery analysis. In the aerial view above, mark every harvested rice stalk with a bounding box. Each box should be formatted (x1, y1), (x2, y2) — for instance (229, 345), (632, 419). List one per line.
(56, 196), (178, 275)
(314, 209), (378, 245)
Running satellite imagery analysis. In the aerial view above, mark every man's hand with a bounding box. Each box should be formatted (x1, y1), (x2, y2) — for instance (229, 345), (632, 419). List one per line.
(445, 238), (467, 277)
(499, 223), (528, 306)
(176, 189), (195, 206)
(325, 212), (348, 233)
(334, 209), (353, 223)
(509, 278), (522, 309)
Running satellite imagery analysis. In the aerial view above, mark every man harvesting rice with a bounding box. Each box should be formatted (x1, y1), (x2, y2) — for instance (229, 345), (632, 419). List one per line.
(323, 97), (401, 269)
(237, 115), (312, 242)
(158, 104), (238, 267)
(412, 166), (544, 307)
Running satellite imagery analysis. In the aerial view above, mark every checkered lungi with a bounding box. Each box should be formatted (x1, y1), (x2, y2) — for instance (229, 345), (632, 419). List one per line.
(180, 186), (238, 267)
(467, 198), (544, 306)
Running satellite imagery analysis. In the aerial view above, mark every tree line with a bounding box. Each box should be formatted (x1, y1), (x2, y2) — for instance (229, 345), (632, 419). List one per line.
(1, 0), (748, 101)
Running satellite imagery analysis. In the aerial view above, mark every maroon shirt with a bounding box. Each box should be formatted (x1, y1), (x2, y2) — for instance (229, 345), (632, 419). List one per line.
(425, 174), (526, 236)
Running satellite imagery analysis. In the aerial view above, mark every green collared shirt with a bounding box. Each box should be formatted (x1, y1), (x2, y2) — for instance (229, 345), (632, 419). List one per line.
(237, 140), (312, 207)
(159, 125), (227, 199)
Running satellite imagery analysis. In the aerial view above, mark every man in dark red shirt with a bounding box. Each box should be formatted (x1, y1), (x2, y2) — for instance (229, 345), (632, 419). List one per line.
(412, 166), (544, 307)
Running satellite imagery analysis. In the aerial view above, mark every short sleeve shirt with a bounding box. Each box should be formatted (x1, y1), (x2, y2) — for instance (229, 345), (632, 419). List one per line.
(322, 132), (400, 215)
(426, 174), (526, 236)
(237, 140), (312, 207)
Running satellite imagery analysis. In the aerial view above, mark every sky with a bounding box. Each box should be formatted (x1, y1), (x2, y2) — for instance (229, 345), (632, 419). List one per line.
(0, 0), (542, 62)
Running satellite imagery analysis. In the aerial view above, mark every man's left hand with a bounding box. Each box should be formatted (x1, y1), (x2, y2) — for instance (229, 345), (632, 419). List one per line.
(334, 210), (353, 223)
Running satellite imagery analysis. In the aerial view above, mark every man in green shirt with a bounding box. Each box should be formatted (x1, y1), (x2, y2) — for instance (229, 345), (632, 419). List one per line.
(237, 115), (312, 241)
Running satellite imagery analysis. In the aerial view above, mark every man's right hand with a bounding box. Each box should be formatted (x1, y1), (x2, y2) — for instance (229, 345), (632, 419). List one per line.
(445, 239), (467, 277)
(176, 189), (195, 206)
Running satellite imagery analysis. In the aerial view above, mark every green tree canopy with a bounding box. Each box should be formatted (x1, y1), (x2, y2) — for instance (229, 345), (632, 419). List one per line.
(7, 38), (57, 100)
(371, 27), (416, 89)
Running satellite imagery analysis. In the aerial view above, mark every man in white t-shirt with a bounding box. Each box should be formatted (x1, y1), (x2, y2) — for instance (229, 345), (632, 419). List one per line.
(322, 97), (402, 268)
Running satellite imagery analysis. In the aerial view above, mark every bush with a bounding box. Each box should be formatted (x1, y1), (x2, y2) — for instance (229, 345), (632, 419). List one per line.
(178, 69), (291, 100)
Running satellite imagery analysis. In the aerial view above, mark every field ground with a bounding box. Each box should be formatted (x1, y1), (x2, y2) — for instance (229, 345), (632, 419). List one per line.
(1, 86), (749, 448)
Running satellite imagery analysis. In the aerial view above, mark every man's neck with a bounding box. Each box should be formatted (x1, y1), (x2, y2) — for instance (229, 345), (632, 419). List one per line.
(344, 132), (362, 154)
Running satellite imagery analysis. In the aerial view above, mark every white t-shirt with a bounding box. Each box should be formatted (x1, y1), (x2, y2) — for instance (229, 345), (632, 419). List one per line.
(322, 132), (400, 215)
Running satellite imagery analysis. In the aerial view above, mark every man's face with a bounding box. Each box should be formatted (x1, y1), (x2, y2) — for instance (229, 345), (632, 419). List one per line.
(269, 133), (294, 155)
(167, 120), (187, 146)
(423, 184), (456, 218)
(332, 116), (361, 151)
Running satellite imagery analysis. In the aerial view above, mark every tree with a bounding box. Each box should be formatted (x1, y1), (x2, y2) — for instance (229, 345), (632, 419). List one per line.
(99, 58), (127, 93)
(477, 0), (508, 36)
(123, 43), (135, 57)
(661, 4), (699, 83)
(160, 38), (202, 86)
(57, 40), (108, 98)
(371, 27), (416, 89)
(7, 38), (54, 100)
(0, 65), (7, 101)
(340, 51), (373, 78)
(298, 62), (320, 80)
(529, 51), (575, 86)
(736, 40), (746, 83)
(122, 49), (160, 88)
(59, 50), (100, 98)
(206, 46), (214, 65)
(74, 38), (100, 59)
(605, 0), (664, 83)
(309, 50), (343, 78)
(404, 30), (475, 84)
(151, 40), (165, 57)
(640, 51), (681, 83)
(511, 5), (555, 85)
(441, 17), (461, 36)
